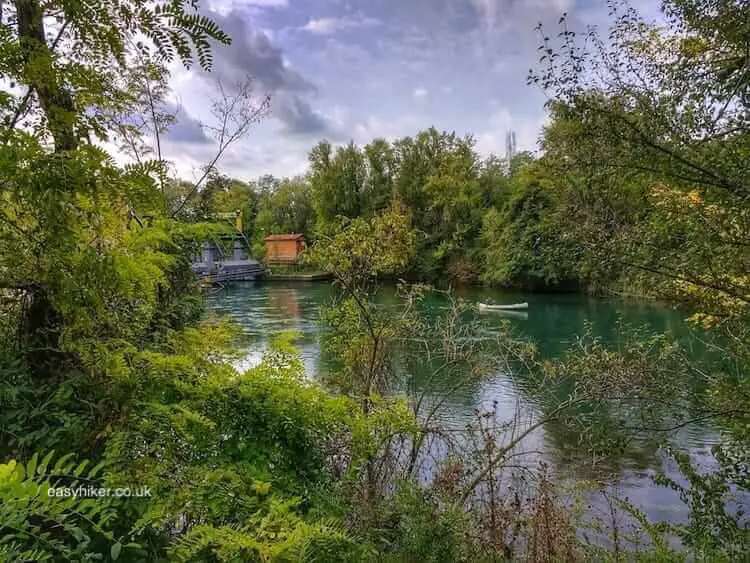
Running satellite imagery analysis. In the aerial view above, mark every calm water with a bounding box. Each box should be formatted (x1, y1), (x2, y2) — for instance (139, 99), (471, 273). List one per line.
(205, 281), (722, 526)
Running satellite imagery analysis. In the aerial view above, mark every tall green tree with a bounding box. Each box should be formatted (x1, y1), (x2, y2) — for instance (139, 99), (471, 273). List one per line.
(0, 3), (378, 560)
(1, 0), (231, 370)
(392, 128), (483, 279)
(529, 0), (749, 316)
(3, 0), (229, 153)
(255, 176), (314, 238)
(361, 138), (395, 215)
(309, 140), (366, 232)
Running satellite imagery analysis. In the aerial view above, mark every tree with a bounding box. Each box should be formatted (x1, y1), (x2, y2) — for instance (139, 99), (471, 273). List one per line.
(0, 0), (235, 366)
(361, 138), (395, 215)
(255, 176), (314, 239)
(309, 140), (366, 233)
(523, 4), (750, 556)
(477, 155), (512, 208)
(0, 4), (373, 560)
(392, 128), (483, 279)
(531, 0), (749, 198)
(529, 0), (750, 317)
(3, 0), (230, 153)
(106, 52), (174, 184)
(179, 173), (258, 226)
(480, 171), (583, 290)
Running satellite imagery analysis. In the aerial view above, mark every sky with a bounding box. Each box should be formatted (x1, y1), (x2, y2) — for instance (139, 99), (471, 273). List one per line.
(153, 0), (663, 182)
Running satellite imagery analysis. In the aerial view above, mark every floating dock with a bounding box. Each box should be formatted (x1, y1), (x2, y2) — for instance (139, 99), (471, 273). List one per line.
(192, 237), (266, 285)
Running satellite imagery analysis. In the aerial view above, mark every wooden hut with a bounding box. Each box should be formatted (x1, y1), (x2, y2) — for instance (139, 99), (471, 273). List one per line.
(264, 234), (306, 264)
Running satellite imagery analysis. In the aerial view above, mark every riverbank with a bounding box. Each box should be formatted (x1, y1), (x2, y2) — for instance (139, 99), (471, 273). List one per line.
(263, 271), (332, 281)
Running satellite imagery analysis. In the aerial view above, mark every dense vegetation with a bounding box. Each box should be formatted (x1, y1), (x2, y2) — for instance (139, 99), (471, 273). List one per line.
(0, 0), (747, 561)
(192, 99), (747, 312)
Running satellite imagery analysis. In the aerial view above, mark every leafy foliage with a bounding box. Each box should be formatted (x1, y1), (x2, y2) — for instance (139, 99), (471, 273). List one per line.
(0, 453), (120, 561)
(1, 0), (749, 561)
(653, 445), (750, 560)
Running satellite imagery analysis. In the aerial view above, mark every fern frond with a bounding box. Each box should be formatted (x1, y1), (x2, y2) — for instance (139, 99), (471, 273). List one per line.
(0, 452), (125, 561)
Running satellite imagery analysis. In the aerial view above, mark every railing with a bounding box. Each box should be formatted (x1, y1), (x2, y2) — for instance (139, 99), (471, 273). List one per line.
(199, 264), (265, 285)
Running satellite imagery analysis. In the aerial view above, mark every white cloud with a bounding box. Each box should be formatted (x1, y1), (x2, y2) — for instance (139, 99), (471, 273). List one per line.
(352, 114), (424, 144)
(470, 0), (499, 31)
(300, 16), (380, 35)
(244, 0), (288, 5)
(208, 0), (289, 12)
(413, 87), (428, 99)
(302, 18), (342, 34)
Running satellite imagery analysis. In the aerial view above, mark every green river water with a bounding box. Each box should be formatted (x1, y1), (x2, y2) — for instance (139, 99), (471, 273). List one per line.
(206, 281), (722, 528)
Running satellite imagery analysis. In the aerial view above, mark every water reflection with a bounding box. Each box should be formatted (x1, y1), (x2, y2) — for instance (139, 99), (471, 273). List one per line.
(205, 281), (721, 523)
(479, 308), (529, 320)
(267, 285), (302, 318)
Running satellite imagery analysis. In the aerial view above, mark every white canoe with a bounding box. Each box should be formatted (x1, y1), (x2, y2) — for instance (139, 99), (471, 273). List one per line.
(478, 302), (528, 311)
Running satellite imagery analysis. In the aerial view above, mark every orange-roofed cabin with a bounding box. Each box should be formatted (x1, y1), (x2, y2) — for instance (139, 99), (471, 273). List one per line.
(263, 234), (306, 265)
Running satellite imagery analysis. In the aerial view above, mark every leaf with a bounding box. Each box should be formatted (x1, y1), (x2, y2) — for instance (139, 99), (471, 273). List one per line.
(37, 451), (56, 476)
(53, 453), (76, 474)
(26, 453), (38, 478)
(73, 460), (90, 477)
(88, 461), (107, 479)
(253, 481), (271, 496)
(111, 541), (122, 560)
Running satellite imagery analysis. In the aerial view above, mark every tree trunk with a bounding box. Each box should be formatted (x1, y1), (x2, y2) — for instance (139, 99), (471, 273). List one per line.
(15, 0), (78, 152)
(15, 0), (77, 374)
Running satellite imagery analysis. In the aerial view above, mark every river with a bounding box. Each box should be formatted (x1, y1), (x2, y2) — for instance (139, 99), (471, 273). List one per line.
(205, 281), (722, 531)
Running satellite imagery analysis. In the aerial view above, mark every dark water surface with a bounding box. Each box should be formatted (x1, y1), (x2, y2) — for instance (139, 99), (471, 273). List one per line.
(205, 281), (721, 526)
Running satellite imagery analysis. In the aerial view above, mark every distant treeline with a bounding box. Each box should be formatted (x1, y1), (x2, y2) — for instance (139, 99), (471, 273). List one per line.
(171, 106), (747, 314)
(169, 130), (598, 290)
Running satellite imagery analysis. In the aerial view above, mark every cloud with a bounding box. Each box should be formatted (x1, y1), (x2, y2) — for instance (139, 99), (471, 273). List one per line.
(301, 17), (344, 34)
(164, 133), (312, 180)
(300, 15), (380, 35)
(240, 0), (288, 6)
(195, 6), (340, 137)
(273, 94), (340, 137)
(468, 0), (574, 33)
(204, 10), (313, 93)
(207, 0), (289, 14)
(105, 0), (662, 180)
(351, 114), (424, 144)
(470, 0), (497, 30)
(413, 87), (428, 99)
(162, 103), (211, 144)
